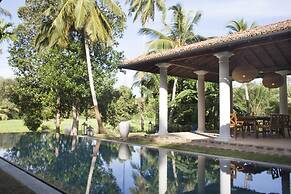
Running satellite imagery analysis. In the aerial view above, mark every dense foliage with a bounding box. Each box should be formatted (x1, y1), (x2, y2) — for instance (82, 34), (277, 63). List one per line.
(8, 0), (124, 131)
(234, 83), (280, 116)
(0, 78), (19, 120)
(105, 86), (138, 128)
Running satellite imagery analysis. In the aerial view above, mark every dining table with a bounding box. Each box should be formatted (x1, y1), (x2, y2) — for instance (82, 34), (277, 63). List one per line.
(237, 115), (271, 138)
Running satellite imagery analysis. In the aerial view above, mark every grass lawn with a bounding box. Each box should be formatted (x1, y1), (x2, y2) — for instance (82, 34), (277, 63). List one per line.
(0, 118), (98, 133)
(0, 115), (153, 134)
(0, 120), (29, 133)
(130, 114), (156, 132)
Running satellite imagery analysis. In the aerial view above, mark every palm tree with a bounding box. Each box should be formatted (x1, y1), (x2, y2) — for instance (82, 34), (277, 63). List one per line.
(226, 19), (257, 33)
(139, 4), (203, 52)
(139, 4), (204, 107)
(0, 20), (13, 54)
(226, 18), (257, 114)
(126, 0), (166, 26)
(132, 71), (159, 131)
(36, 0), (125, 134)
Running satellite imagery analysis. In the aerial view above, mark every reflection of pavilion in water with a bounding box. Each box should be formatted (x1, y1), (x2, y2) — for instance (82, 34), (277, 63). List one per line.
(154, 150), (291, 194)
(0, 133), (289, 194)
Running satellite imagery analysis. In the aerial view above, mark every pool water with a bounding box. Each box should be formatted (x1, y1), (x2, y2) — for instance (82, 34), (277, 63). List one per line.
(0, 133), (290, 194)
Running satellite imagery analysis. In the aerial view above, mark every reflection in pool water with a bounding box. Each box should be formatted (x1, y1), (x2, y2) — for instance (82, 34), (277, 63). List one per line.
(0, 133), (290, 194)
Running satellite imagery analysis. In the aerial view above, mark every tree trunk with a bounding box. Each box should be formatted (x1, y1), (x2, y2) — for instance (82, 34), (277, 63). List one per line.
(171, 78), (177, 102)
(244, 83), (251, 115)
(171, 151), (178, 187)
(54, 132), (60, 157)
(71, 105), (79, 136)
(85, 141), (101, 194)
(140, 96), (145, 131)
(55, 96), (61, 134)
(169, 78), (178, 122)
(84, 37), (104, 134)
(71, 135), (77, 151)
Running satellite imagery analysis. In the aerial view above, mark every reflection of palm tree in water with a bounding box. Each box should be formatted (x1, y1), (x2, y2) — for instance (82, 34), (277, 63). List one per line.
(129, 147), (159, 194)
(54, 133), (60, 157)
(85, 140), (101, 194)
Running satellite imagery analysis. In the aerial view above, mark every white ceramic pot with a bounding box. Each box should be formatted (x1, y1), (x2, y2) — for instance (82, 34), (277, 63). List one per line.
(118, 144), (131, 161)
(119, 120), (131, 139)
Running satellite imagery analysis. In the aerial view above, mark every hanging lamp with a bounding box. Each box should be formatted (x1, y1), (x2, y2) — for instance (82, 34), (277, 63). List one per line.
(262, 72), (284, 88)
(232, 65), (258, 83)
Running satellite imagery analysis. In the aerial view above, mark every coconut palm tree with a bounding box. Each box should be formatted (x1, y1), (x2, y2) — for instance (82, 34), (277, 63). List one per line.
(226, 18), (257, 33)
(0, 20), (13, 54)
(126, 0), (166, 26)
(132, 71), (159, 131)
(226, 18), (257, 114)
(139, 4), (204, 104)
(36, 0), (125, 134)
(139, 4), (203, 52)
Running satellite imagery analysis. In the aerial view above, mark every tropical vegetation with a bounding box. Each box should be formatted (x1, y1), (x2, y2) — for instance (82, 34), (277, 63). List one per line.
(0, 1), (290, 135)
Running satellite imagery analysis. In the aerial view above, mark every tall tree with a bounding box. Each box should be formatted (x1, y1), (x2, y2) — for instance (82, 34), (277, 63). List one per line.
(126, 0), (166, 26)
(139, 4), (203, 52)
(10, 0), (122, 133)
(139, 4), (204, 113)
(132, 72), (159, 130)
(226, 19), (257, 33)
(226, 18), (257, 114)
(36, 0), (125, 134)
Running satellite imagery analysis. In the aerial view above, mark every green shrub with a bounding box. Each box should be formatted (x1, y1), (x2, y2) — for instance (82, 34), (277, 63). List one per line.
(23, 114), (42, 131)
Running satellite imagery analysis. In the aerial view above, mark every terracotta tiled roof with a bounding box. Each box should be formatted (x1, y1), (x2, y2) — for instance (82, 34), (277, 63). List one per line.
(122, 19), (291, 67)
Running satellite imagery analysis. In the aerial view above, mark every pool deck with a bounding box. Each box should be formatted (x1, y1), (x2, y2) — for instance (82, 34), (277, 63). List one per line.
(0, 158), (63, 194)
(137, 132), (291, 156)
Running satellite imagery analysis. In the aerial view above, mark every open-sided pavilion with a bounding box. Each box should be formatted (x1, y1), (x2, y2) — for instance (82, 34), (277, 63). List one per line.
(120, 19), (291, 142)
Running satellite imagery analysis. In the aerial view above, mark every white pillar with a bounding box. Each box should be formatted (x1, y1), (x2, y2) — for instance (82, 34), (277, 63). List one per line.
(159, 149), (167, 194)
(197, 156), (206, 194)
(230, 78), (233, 113)
(220, 159), (231, 194)
(278, 71), (288, 114)
(214, 52), (233, 141)
(157, 63), (171, 135)
(194, 71), (207, 133)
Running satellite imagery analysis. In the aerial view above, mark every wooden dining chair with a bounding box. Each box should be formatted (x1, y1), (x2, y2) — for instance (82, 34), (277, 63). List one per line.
(230, 112), (243, 139)
(281, 114), (290, 137)
(270, 114), (285, 137)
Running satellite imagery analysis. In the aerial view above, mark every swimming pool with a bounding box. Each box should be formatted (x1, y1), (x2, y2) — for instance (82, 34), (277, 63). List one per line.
(0, 133), (290, 194)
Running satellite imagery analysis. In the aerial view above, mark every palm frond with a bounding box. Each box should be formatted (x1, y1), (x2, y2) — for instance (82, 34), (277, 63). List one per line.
(36, 0), (124, 50)
(100, 0), (125, 20)
(226, 19), (258, 34)
(156, 0), (166, 23)
(147, 39), (175, 52)
(127, 0), (165, 26)
(0, 7), (11, 18)
(138, 27), (169, 40)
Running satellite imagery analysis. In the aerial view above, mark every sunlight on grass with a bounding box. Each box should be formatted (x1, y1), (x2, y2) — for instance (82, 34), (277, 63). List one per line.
(0, 120), (29, 133)
(0, 118), (98, 133)
(0, 115), (155, 134)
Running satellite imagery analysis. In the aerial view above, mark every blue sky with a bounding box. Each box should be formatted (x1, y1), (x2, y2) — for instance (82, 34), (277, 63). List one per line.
(1, 0), (291, 89)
